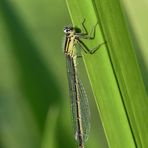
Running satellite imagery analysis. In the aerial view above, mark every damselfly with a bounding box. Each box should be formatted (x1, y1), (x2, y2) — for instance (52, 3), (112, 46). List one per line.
(64, 19), (104, 148)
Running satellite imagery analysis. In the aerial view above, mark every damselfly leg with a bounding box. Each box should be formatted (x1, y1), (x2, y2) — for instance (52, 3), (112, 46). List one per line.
(75, 19), (105, 54)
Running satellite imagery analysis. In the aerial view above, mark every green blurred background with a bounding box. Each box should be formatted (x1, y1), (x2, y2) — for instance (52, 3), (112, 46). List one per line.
(0, 0), (72, 148)
(0, 0), (148, 148)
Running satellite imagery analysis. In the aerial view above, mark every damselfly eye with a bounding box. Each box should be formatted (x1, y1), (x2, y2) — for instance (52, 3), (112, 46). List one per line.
(64, 26), (73, 33)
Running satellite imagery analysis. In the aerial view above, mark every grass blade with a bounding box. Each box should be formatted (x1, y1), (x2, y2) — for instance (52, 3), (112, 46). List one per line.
(66, 0), (148, 147)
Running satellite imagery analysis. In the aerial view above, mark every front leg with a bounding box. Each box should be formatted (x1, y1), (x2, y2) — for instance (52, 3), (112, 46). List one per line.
(75, 20), (98, 40)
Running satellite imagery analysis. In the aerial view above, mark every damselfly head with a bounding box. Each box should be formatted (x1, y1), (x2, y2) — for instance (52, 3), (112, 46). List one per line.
(64, 26), (74, 34)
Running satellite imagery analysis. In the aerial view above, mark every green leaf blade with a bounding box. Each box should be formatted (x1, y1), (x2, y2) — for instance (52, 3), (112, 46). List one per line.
(66, 0), (148, 147)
